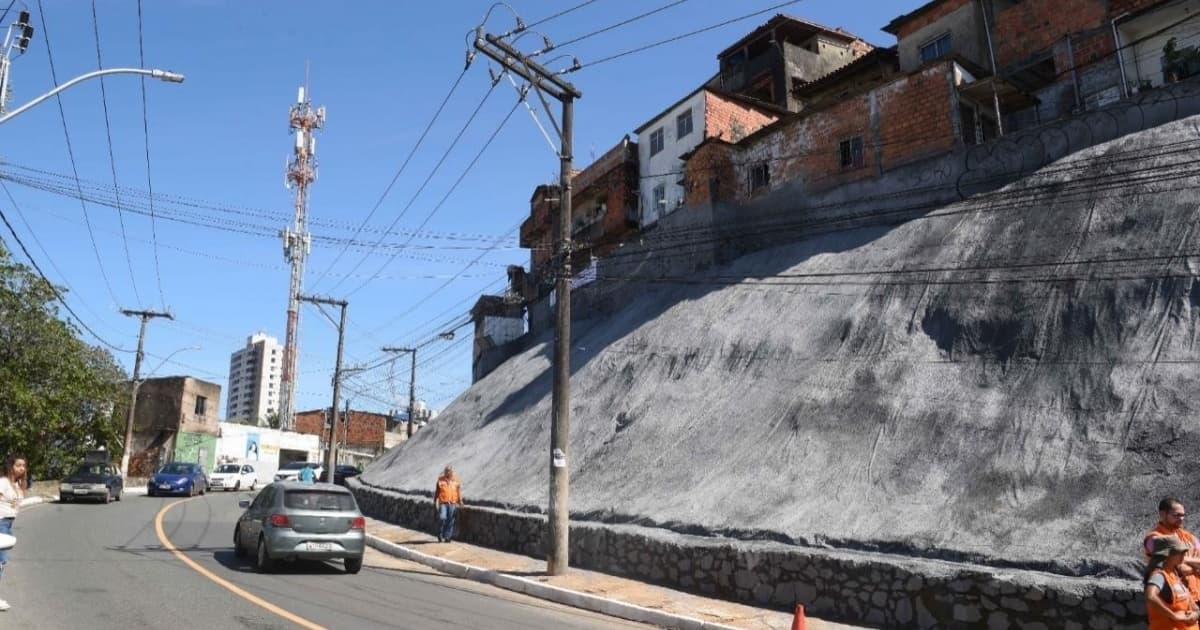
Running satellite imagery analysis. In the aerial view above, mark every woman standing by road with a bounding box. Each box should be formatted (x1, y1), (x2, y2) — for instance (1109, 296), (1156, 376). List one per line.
(0, 454), (26, 612)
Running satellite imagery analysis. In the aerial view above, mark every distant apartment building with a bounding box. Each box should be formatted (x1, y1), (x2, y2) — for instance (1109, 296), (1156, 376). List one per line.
(225, 333), (282, 425)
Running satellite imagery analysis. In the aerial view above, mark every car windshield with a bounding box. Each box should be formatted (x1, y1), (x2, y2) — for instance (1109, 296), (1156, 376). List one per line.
(159, 463), (193, 475)
(215, 464), (240, 473)
(72, 464), (106, 476)
(281, 462), (313, 470)
(284, 490), (356, 511)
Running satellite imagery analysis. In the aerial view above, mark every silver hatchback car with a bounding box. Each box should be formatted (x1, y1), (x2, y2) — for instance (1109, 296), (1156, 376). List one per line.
(233, 481), (366, 574)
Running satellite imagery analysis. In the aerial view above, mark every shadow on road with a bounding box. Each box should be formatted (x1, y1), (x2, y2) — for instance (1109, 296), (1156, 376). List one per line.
(212, 549), (346, 575)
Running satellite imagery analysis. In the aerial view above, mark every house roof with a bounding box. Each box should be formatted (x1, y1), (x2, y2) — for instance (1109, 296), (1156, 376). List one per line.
(793, 46), (899, 96)
(717, 14), (862, 59)
(882, 0), (952, 35)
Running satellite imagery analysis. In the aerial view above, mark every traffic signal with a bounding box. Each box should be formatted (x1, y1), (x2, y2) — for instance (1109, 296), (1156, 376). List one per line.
(14, 11), (31, 53)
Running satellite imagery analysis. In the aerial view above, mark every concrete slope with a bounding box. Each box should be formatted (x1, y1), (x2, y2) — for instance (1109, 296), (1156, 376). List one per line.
(364, 115), (1200, 580)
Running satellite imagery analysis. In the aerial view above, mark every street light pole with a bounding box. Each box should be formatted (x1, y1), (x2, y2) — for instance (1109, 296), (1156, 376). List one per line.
(382, 346), (419, 437)
(119, 308), (174, 479)
(0, 68), (184, 126)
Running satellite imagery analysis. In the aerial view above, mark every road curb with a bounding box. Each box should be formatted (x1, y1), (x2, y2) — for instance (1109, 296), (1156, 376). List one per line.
(366, 533), (742, 630)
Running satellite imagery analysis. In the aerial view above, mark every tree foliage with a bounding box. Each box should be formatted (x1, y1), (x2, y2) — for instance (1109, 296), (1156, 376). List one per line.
(0, 245), (128, 478)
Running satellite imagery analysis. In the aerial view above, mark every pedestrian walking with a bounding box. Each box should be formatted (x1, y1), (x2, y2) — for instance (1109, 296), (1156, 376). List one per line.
(1145, 535), (1200, 629)
(434, 466), (462, 542)
(0, 454), (27, 612)
(1146, 498), (1200, 601)
(298, 464), (315, 484)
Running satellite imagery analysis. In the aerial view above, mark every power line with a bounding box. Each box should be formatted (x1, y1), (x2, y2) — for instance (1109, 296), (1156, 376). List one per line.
(311, 66), (472, 287)
(35, 0), (121, 306)
(136, 0), (167, 308)
(345, 94), (525, 296)
(570, 0), (803, 70)
(91, 0), (141, 305)
(544, 0), (691, 51)
(0, 198), (130, 353)
(326, 80), (504, 293)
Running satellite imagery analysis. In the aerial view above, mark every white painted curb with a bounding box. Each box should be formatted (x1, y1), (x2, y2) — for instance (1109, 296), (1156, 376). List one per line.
(366, 533), (742, 630)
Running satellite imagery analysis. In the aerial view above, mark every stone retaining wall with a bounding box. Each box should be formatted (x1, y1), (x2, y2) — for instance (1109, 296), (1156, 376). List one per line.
(350, 480), (1145, 629)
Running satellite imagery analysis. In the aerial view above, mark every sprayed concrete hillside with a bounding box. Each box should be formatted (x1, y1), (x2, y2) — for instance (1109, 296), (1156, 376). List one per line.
(363, 115), (1200, 580)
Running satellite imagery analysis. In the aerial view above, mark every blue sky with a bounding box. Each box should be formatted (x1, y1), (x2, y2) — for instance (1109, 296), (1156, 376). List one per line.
(1, 0), (927, 417)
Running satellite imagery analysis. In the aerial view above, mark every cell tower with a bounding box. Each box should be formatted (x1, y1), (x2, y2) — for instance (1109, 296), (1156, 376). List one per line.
(279, 84), (325, 431)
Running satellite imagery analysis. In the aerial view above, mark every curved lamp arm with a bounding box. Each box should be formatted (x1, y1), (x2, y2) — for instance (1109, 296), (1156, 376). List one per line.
(0, 67), (184, 126)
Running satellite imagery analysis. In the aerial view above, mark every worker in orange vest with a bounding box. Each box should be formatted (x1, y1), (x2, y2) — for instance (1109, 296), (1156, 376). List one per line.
(1146, 498), (1200, 601)
(434, 466), (463, 543)
(1145, 535), (1200, 630)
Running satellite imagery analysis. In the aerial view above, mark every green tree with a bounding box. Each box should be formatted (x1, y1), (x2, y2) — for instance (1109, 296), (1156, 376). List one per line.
(0, 245), (128, 478)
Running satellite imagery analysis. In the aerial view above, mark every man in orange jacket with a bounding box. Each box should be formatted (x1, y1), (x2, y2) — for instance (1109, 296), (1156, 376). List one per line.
(434, 466), (463, 543)
(1146, 497), (1200, 601)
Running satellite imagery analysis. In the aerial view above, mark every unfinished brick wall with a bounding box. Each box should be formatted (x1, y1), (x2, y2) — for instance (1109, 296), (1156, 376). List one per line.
(876, 62), (958, 171)
(704, 92), (780, 143)
(993, 0), (1108, 68)
(295, 409), (386, 449)
(683, 140), (738, 207)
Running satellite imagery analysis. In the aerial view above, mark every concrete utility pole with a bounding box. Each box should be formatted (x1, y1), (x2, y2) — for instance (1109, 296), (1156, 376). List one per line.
(382, 346), (419, 437)
(474, 31), (581, 576)
(280, 83), (326, 431)
(119, 308), (174, 479)
(297, 294), (347, 475)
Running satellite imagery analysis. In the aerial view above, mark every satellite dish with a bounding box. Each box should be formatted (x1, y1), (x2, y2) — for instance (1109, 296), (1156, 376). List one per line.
(0, 533), (15, 550)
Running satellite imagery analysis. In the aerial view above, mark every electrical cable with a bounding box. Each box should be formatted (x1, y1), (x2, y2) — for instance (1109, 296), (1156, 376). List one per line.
(91, 0), (141, 305)
(136, 0), (167, 308)
(547, 0), (691, 52)
(35, 0), (121, 305)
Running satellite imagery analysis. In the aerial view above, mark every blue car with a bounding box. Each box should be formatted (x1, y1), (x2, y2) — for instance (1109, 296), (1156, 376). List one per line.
(148, 462), (210, 497)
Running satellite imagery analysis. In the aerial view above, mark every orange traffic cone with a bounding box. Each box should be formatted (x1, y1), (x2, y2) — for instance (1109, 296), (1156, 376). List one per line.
(791, 603), (806, 630)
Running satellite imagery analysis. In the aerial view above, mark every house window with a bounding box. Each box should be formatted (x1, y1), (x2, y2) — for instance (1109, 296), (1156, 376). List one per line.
(676, 109), (693, 139)
(652, 184), (666, 212)
(919, 33), (951, 64)
(840, 137), (865, 169)
(750, 162), (770, 192)
(195, 396), (207, 416)
(649, 127), (665, 156)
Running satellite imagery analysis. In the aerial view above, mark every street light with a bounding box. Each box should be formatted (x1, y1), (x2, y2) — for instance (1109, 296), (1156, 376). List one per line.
(0, 67), (185, 126)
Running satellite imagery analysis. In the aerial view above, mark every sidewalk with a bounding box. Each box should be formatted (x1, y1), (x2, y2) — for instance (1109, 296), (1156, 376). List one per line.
(364, 517), (865, 630)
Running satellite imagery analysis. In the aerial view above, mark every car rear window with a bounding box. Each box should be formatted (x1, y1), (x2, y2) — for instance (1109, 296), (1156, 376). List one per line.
(283, 490), (356, 511)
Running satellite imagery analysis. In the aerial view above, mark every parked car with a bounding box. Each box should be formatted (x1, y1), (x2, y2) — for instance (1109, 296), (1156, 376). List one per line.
(210, 463), (258, 492)
(318, 465), (361, 486)
(148, 462), (209, 497)
(59, 462), (123, 503)
(273, 461), (324, 482)
(233, 481), (365, 574)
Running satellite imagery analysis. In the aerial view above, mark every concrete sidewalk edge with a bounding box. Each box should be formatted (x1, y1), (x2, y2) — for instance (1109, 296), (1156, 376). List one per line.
(366, 533), (744, 630)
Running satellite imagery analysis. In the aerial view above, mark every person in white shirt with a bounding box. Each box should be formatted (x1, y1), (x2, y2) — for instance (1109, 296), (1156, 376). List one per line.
(0, 454), (27, 612)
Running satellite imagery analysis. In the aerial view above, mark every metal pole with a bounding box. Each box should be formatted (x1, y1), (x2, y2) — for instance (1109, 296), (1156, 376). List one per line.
(547, 95), (573, 575)
(326, 300), (347, 475)
(0, 67), (183, 126)
(407, 349), (418, 438)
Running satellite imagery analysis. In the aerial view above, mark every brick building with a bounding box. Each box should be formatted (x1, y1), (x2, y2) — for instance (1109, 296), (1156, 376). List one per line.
(685, 0), (1196, 205)
(518, 137), (639, 299)
(294, 408), (388, 456)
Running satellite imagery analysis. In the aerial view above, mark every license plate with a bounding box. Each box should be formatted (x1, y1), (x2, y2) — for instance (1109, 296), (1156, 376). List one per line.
(306, 542), (333, 552)
(159, 484), (171, 490)
(73, 488), (89, 495)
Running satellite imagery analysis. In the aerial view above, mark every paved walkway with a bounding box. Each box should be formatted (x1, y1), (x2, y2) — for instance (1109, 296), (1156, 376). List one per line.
(365, 517), (865, 630)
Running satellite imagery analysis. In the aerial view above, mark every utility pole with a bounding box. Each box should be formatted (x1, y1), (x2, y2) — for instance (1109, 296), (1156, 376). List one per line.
(0, 10), (34, 113)
(280, 83), (325, 431)
(382, 346), (419, 438)
(119, 308), (174, 479)
(297, 294), (346, 475)
(474, 31), (581, 576)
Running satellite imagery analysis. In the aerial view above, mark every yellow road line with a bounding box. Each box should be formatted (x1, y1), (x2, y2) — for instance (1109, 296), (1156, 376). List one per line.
(154, 498), (326, 630)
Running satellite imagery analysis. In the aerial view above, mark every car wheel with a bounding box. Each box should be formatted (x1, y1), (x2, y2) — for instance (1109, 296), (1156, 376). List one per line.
(250, 480), (257, 490)
(115, 488), (121, 502)
(104, 489), (112, 504)
(188, 483), (196, 497)
(344, 556), (363, 574)
(234, 481), (241, 491)
(148, 488), (156, 497)
(59, 495), (69, 503)
(233, 526), (247, 558)
(255, 537), (274, 573)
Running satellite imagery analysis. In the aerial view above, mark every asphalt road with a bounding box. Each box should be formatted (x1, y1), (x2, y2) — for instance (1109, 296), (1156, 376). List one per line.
(0, 491), (652, 629)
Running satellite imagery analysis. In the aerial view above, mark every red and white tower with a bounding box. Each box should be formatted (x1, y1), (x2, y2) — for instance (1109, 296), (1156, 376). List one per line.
(279, 84), (324, 431)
